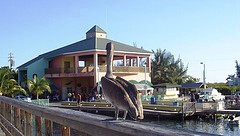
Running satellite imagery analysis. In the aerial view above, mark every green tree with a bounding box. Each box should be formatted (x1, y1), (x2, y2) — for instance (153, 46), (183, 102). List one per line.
(4, 79), (26, 97)
(27, 76), (51, 100)
(185, 75), (200, 83)
(207, 83), (240, 95)
(0, 68), (11, 94)
(0, 66), (25, 97)
(151, 49), (188, 85)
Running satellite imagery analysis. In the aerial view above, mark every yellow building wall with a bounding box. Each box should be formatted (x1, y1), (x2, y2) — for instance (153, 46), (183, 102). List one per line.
(85, 58), (93, 66)
(61, 57), (74, 68)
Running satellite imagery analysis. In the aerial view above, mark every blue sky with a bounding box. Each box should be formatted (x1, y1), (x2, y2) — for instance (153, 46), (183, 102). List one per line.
(0, 0), (239, 83)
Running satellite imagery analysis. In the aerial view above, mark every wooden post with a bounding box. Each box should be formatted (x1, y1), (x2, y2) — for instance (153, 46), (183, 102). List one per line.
(13, 107), (21, 136)
(7, 103), (12, 134)
(45, 119), (53, 136)
(0, 101), (3, 115)
(35, 116), (42, 136)
(14, 107), (21, 130)
(20, 109), (26, 135)
(61, 125), (70, 136)
(182, 102), (184, 121)
(26, 112), (32, 136)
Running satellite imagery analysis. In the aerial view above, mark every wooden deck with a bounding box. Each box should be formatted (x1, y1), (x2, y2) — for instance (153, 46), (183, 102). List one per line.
(53, 101), (191, 118)
(57, 101), (233, 118)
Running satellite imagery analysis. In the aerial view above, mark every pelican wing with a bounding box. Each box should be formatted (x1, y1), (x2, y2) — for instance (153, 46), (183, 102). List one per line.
(116, 76), (138, 102)
(101, 77), (138, 119)
(116, 76), (144, 119)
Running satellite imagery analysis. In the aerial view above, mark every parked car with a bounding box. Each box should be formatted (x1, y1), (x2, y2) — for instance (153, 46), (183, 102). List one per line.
(15, 95), (31, 102)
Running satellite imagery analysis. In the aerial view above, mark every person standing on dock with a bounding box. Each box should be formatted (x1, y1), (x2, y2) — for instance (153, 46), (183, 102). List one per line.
(195, 93), (200, 103)
(77, 93), (81, 105)
(191, 92), (196, 102)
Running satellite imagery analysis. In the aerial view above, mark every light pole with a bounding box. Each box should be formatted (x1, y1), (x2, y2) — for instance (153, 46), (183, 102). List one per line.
(144, 63), (147, 99)
(200, 62), (206, 90)
(97, 66), (100, 98)
(97, 66), (100, 84)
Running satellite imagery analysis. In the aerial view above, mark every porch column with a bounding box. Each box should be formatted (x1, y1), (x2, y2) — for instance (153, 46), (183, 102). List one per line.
(94, 53), (99, 84)
(148, 56), (151, 73)
(136, 56), (139, 67)
(123, 55), (126, 66)
(74, 55), (79, 74)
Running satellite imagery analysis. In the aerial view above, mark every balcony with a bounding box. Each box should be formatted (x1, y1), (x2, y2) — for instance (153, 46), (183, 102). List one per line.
(44, 66), (149, 78)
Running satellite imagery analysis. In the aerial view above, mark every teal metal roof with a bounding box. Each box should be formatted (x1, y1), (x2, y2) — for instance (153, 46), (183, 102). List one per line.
(86, 25), (106, 34)
(96, 38), (151, 54)
(18, 26), (151, 69)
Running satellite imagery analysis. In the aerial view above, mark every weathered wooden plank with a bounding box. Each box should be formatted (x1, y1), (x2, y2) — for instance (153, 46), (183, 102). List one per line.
(25, 112), (32, 136)
(35, 116), (42, 136)
(20, 109), (25, 135)
(61, 125), (70, 136)
(14, 107), (20, 130)
(0, 101), (3, 115)
(0, 114), (23, 136)
(45, 119), (52, 136)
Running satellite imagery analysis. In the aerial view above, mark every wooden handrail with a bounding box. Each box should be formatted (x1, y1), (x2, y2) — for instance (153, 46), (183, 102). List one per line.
(0, 96), (214, 136)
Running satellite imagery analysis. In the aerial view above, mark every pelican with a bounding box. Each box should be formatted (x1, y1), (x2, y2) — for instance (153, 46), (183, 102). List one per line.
(101, 42), (144, 120)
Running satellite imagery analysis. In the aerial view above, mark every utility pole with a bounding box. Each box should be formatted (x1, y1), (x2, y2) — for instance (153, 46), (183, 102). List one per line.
(8, 53), (15, 69)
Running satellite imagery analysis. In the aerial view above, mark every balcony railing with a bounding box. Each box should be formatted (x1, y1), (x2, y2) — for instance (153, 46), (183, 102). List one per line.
(45, 68), (75, 74)
(45, 66), (149, 75)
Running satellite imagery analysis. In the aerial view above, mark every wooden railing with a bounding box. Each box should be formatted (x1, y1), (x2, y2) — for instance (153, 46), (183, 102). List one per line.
(0, 96), (211, 136)
(180, 102), (196, 117)
(0, 96), (136, 136)
(45, 66), (149, 75)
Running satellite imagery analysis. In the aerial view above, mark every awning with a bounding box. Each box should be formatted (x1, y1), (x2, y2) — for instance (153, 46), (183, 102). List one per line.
(134, 84), (154, 91)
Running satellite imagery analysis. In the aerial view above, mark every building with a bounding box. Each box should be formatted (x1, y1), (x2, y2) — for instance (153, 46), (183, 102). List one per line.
(180, 82), (206, 95)
(152, 83), (181, 100)
(17, 25), (152, 100)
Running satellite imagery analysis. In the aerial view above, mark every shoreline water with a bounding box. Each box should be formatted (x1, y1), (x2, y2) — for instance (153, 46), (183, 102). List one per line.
(79, 109), (240, 136)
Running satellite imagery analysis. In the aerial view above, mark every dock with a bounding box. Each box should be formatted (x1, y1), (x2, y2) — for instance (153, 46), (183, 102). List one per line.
(51, 100), (240, 119)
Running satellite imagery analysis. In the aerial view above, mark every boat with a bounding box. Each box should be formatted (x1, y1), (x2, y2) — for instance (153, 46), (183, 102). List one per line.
(199, 88), (225, 102)
(228, 115), (240, 125)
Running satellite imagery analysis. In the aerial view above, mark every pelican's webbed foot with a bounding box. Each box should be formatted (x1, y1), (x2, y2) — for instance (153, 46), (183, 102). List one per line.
(114, 107), (119, 120)
(123, 110), (128, 120)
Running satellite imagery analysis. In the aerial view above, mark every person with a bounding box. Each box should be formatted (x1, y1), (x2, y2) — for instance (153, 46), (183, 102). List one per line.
(190, 92), (195, 102)
(195, 93), (200, 102)
(77, 93), (81, 105)
(72, 93), (76, 101)
(68, 92), (72, 101)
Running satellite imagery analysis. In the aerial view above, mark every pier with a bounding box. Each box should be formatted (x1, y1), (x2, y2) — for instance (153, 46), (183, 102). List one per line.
(56, 100), (240, 120)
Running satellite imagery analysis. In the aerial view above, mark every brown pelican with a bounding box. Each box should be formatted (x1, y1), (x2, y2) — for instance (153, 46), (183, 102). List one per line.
(101, 42), (144, 120)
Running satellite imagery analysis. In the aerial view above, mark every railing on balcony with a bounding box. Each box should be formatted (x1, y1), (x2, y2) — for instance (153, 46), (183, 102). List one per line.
(45, 68), (75, 74)
(45, 66), (149, 75)
(99, 66), (149, 73)
(78, 66), (94, 73)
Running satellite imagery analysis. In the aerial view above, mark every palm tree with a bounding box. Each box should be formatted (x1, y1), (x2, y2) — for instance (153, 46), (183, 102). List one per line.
(0, 67), (25, 97)
(0, 68), (10, 94)
(151, 49), (188, 84)
(4, 79), (26, 97)
(28, 77), (51, 100)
